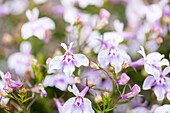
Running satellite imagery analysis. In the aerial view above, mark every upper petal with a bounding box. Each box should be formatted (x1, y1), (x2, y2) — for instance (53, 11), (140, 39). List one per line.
(74, 54), (89, 67)
(142, 76), (155, 90)
(68, 84), (80, 96)
(39, 17), (55, 30)
(162, 66), (170, 76)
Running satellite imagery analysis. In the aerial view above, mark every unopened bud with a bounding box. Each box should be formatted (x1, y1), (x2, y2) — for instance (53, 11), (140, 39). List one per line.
(31, 58), (37, 65)
(46, 57), (52, 66)
(100, 8), (110, 20)
(22, 88), (26, 93)
(7, 87), (13, 93)
(74, 77), (81, 83)
(155, 27), (162, 35)
(109, 67), (114, 71)
(90, 61), (99, 69)
(95, 95), (102, 103)
(2, 33), (13, 44)
(123, 62), (129, 69)
(103, 92), (110, 98)
(156, 37), (163, 44)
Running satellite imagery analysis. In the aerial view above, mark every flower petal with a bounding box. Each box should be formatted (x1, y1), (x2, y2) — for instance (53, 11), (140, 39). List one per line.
(48, 56), (63, 73)
(137, 46), (146, 58)
(74, 54), (89, 67)
(68, 84), (80, 96)
(154, 85), (166, 101)
(21, 22), (33, 39)
(62, 97), (75, 113)
(63, 63), (75, 77)
(162, 66), (170, 76)
(97, 49), (110, 68)
(143, 76), (155, 90)
(161, 59), (169, 66)
(83, 98), (95, 113)
(39, 17), (55, 30)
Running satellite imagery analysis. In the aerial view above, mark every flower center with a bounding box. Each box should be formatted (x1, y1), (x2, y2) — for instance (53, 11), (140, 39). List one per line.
(109, 48), (118, 56)
(156, 75), (166, 85)
(74, 96), (84, 107)
(63, 52), (74, 63)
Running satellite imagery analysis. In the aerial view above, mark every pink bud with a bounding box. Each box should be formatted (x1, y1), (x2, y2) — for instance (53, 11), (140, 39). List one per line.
(5, 72), (12, 82)
(90, 61), (99, 69)
(119, 73), (130, 85)
(100, 8), (110, 20)
(95, 95), (102, 103)
(156, 37), (163, 44)
(131, 84), (141, 95)
(46, 57), (52, 66)
(154, 27), (162, 35)
(121, 84), (140, 98)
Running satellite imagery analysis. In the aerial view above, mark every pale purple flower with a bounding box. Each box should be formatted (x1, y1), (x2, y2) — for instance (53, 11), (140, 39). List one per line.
(8, 41), (33, 77)
(4, 0), (29, 15)
(137, 46), (169, 77)
(98, 32), (131, 73)
(0, 0), (10, 16)
(48, 42), (89, 77)
(154, 105), (170, 113)
(121, 84), (141, 98)
(0, 71), (22, 88)
(145, 4), (162, 24)
(62, 84), (94, 113)
(43, 72), (74, 91)
(143, 67), (170, 101)
(21, 7), (55, 40)
(0, 71), (9, 105)
(116, 73), (130, 85)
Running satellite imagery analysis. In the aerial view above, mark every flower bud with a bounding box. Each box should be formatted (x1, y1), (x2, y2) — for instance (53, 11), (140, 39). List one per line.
(46, 57), (52, 66)
(156, 37), (163, 44)
(103, 92), (110, 98)
(74, 77), (81, 83)
(117, 73), (130, 85)
(100, 8), (110, 20)
(7, 87), (13, 93)
(90, 61), (99, 69)
(22, 88), (27, 93)
(95, 95), (102, 103)
(123, 62), (129, 69)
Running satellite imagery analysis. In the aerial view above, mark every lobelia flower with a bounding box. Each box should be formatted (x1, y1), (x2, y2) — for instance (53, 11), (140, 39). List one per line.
(62, 84), (94, 113)
(0, 71), (10, 105)
(137, 46), (169, 77)
(143, 66), (170, 101)
(98, 32), (131, 73)
(43, 72), (74, 91)
(121, 84), (141, 98)
(21, 7), (55, 41)
(48, 42), (89, 77)
(8, 41), (33, 77)
(3, 72), (22, 88)
(116, 73), (130, 85)
(154, 104), (170, 113)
